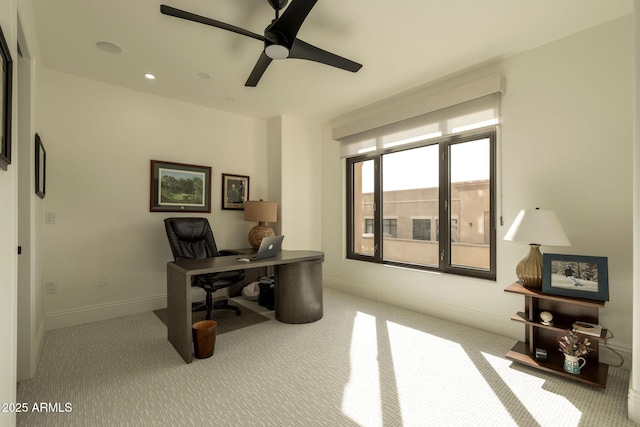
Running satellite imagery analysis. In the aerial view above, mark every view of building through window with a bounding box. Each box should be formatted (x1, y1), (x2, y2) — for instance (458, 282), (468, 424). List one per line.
(350, 137), (491, 271)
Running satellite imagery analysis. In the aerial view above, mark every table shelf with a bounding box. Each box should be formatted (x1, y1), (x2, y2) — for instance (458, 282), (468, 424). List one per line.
(505, 282), (608, 388)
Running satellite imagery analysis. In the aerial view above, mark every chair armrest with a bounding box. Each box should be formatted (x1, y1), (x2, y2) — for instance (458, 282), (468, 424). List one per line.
(218, 249), (241, 256)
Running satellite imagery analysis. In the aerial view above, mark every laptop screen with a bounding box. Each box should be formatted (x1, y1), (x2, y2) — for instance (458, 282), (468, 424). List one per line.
(254, 235), (285, 260)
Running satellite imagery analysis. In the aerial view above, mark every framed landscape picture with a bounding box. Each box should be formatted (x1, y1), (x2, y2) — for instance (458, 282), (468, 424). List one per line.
(221, 173), (249, 210)
(0, 23), (13, 171)
(542, 253), (609, 302)
(150, 160), (211, 213)
(35, 133), (46, 199)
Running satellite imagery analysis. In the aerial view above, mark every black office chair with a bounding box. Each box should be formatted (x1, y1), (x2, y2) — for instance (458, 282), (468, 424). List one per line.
(164, 217), (244, 319)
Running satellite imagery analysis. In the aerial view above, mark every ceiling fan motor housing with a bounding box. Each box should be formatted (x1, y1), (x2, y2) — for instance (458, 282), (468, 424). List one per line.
(268, 0), (289, 11)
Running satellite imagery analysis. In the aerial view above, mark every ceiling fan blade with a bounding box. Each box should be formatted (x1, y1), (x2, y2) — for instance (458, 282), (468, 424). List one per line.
(245, 52), (273, 87)
(268, 0), (317, 45)
(160, 5), (265, 42)
(289, 39), (362, 73)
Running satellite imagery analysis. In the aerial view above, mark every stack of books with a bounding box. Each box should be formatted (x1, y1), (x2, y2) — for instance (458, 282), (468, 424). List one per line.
(572, 321), (602, 337)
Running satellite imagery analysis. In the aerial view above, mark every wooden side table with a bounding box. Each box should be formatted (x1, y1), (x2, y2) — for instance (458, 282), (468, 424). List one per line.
(504, 282), (608, 388)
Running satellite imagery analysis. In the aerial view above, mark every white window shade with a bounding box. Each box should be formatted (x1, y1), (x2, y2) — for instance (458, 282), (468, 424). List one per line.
(381, 123), (442, 149)
(336, 74), (505, 158)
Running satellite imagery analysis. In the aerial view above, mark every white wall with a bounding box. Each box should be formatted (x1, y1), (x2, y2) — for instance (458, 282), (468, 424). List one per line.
(266, 116), (322, 250)
(628, 1), (640, 422)
(38, 69), (268, 329)
(16, 10), (45, 381)
(0, 0), (17, 424)
(280, 116), (322, 250)
(267, 117), (282, 234)
(322, 16), (633, 365)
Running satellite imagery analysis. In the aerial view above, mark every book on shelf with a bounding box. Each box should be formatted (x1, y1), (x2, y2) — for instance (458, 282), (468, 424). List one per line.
(572, 321), (602, 337)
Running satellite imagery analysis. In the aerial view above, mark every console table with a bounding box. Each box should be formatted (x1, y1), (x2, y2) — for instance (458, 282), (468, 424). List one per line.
(166, 250), (324, 363)
(504, 282), (608, 388)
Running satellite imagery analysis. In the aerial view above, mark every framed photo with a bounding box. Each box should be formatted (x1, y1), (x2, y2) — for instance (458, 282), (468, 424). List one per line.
(542, 253), (609, 302)
(221, 173), (249, 210)
(0, 23), (13, 171)
(35, 133), (46, 199)
(150, 160), (211, 213)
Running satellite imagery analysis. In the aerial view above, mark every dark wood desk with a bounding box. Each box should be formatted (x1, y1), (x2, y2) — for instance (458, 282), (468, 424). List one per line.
(166, 250), (324, 363)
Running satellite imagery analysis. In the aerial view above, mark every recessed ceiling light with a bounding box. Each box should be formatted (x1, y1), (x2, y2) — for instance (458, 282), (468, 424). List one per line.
(144, 73), (156, 80)
(198, 72), (210, 79)
(96, 41), (122, 54)
(225, 96), (235, 102)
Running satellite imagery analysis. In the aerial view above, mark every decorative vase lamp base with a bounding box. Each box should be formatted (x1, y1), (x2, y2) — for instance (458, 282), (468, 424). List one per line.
(516, 244), (543, 288)
(248, 223), (275, 250)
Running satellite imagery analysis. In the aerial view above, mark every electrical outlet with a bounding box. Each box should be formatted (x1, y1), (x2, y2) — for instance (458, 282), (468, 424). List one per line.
(45, 282), (57, 294)
(97, 275), (108, 287)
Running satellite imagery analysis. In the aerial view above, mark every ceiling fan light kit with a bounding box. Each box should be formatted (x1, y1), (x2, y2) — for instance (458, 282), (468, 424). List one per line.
(160, 0), (362, 87)
(265, 44), (289, 60)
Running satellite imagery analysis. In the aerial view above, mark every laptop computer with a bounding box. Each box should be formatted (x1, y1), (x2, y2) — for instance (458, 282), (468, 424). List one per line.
(241, 235), (285, 261)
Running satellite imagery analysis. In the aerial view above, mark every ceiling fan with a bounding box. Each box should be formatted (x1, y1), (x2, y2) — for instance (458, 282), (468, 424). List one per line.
(160, 0), (362, 87)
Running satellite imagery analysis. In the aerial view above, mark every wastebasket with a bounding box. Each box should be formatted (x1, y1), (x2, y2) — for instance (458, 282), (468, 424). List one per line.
(192, 320), (217, 359)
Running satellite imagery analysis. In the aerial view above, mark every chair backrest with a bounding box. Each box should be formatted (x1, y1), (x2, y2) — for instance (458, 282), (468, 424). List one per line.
(164, 217), (220, 261)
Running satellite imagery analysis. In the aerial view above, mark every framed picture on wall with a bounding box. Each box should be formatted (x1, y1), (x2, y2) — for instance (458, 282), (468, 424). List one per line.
(0, 23), (13, 171)
(35, 134), (46, 199)
(542, 253), (609, 302)
(150, 160), (212, 212)
(221, 173), (249, 210)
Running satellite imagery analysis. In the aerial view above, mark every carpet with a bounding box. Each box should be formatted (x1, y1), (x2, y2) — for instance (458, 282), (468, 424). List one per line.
(153, 301), (270, 335)
(17, 287), (636, 426)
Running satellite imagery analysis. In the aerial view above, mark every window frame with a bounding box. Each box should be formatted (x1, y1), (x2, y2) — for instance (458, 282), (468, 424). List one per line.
(346, 129), (496, 280)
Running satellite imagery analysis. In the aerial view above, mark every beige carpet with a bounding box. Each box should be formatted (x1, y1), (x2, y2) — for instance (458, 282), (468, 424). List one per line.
(16, 288), (635, 426)
(153, 301), (269, 335)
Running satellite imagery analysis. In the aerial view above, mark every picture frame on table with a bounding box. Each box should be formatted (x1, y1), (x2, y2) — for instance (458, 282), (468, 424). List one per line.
(35, 134), (46, 199)
(542, 253), (609, 302)
(0, 23), (13, 171)
(150, 160), (211, 213)
(222, 173), (249, 210)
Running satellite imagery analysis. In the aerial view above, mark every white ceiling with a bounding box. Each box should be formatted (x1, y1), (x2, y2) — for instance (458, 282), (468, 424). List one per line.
(28, 0), (632, 122)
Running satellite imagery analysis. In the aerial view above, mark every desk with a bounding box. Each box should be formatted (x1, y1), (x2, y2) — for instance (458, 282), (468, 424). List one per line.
(166, 250), (324, 363)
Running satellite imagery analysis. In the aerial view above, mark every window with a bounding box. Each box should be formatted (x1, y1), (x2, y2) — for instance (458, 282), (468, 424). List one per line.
(383, 219), (397, 238)
(412, 218), (431, 241)
(347, 130), (496, 279)
(340, 76), (502, 280)
(364, 219), (374, 234)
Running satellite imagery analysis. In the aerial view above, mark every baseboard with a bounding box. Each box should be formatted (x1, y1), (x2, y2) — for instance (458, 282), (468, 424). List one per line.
(324, 276), (372, 300)
(628, 386), (640, 423)
(35, 318), (46, 372)
(324, 276), (520, 339)
(45, 294), (167, 331)
(600, 341), (632, 370)
(324, 276), (633, 369)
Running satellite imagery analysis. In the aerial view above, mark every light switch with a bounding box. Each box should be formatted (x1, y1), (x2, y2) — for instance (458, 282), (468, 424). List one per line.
(45, 212), (56, 224)
(97, 275), (108, 287)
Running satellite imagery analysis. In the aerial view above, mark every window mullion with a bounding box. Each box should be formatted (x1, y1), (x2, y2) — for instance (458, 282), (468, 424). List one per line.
(438, 142), (449, 270)
(374, 156), (383, 262)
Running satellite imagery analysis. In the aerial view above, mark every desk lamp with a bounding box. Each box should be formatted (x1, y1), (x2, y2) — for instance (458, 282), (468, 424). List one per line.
(244, 200), (278, 250)
(504, 208), (571, 288)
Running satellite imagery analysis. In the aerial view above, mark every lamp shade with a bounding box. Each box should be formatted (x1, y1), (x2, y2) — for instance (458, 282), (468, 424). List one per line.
(504, 208), (571, 246)
(244, 200), (277, 223)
